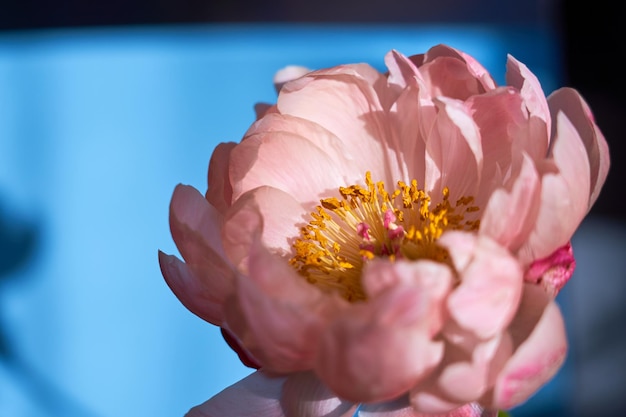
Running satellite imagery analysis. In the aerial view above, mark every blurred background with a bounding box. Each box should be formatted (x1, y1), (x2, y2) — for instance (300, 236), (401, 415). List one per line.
(0, 1), (624, 416)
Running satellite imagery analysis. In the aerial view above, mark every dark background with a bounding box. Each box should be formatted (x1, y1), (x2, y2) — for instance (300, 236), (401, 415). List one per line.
(0, 0), (622, 221)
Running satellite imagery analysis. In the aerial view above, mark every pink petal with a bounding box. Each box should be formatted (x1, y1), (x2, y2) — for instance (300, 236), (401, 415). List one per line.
(488, 285), (568, 409)
(424, 97), (482, 200)
(241, 112), (361, 181)
(441, 232), (523, 339)
(519, 111), (591, 263)
(276, 64), (398, 183)
(436, 332), (513, 403)
(383, 52), (429, 184)
(547, 87), (610, 208)
(479, 153), (541, 251)
(411, 45), (497, 92)
(185, 371), (286, 417)
(415, 56), (487, 100)
(228, 130), (361, 207)
(167, 184), (235, 321)
(316, 263), (446, 403)
(226, 241), (346, 373)
(170, 184), (227, 262)
(158, 252), (224, 325)
(505, 55), (550, 161)
(206, 142), (236, 214)
(465, 87), (529, 196)
(224, 185), (306, 260)
(281, 372), (358, 417)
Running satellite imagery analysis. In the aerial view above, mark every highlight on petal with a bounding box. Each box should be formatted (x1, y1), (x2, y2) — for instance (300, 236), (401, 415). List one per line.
(185, 371), (286, 417)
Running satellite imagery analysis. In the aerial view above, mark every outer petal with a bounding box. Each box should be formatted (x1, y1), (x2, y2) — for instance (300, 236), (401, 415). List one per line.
(547, 87), (610, 208)
(206, 142), (236, 214)
(487, 285), (568, 409)
(226, 241), (347, 373)
(440, 232), (523, 339)
(166, 184), (236, 323)
(505, 55), (550, 161)
(158, 252), (224, 325)
(316, 261), (447, 403)
(281, 372), (357, 417)
(519, 111), (591, 263)
(185, 371), (286, 417)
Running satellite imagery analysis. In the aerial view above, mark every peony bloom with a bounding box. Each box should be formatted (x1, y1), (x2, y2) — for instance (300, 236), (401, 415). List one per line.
(159, 44), (609, 416)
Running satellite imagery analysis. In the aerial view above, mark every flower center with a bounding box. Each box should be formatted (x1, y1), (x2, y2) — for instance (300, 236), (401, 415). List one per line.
(289, 172), (480, 302)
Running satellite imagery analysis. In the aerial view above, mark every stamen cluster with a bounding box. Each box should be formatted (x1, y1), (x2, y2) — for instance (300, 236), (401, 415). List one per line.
(290, 172), (480, 301)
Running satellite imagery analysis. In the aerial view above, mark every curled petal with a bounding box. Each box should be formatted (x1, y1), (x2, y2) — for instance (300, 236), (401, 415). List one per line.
(185, 371), (286, 417)
(437, 332), (513, 403)
(441, 232), (523, 339)
(281, 372), (357, 417)
(317, 263), (446, 403)
(158, 252), (224, 325)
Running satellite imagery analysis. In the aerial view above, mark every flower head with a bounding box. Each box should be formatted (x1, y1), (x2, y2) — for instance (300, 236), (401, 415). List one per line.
(159, 44), (609, 416)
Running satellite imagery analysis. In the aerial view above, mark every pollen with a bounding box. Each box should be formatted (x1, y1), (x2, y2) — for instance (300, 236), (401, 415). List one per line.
(289, 172), (481, 302)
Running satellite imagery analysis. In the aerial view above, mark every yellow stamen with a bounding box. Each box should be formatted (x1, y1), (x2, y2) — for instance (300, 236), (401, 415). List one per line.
(289, 172), (480, 302)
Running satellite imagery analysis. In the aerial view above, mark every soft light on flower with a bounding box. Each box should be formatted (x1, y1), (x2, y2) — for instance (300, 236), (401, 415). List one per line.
(159, 44), (609, 417)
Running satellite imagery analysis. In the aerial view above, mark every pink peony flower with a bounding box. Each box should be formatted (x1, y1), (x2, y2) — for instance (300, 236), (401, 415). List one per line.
(159, 44), (609, 416)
